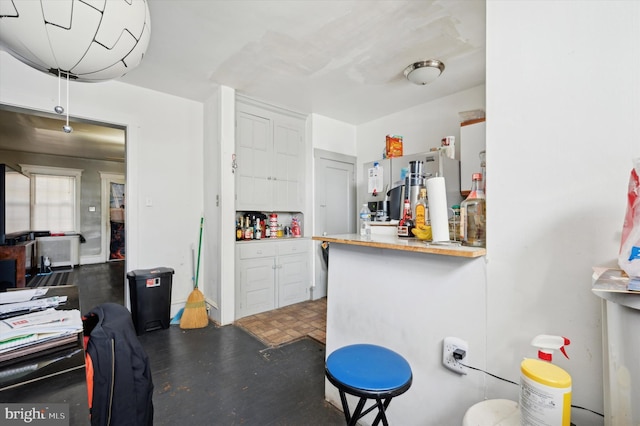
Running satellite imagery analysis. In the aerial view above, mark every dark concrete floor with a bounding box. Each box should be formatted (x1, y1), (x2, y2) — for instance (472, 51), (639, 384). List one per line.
(2, 262), (344, 425)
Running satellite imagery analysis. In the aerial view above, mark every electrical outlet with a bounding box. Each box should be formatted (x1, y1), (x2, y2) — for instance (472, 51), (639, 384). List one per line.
(442, 336), (468, 375)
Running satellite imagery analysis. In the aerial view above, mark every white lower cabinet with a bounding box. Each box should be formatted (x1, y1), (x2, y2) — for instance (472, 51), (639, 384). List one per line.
(236, 239), (310, 319)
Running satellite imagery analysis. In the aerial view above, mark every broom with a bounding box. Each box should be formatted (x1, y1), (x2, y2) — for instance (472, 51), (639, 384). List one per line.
(180, 216), (209, 329)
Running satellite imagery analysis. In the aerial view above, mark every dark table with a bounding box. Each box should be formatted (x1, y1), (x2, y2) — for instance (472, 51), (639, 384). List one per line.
(0, 285), (89, 424)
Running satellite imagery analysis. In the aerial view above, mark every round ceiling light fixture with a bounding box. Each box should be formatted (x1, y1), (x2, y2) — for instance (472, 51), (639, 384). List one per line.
(403, 60), (445, 85)
(0, 0), (151, 82)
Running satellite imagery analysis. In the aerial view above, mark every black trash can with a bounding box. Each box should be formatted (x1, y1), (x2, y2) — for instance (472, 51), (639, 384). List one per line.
(127, 267), (174, 335)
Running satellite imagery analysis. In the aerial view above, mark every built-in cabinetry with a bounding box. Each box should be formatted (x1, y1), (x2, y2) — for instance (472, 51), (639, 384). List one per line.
(460, 118), (486, 194)
(234, 98), (310, 320)
(235, 100), (306, 212)
(235, 239), (310, 319)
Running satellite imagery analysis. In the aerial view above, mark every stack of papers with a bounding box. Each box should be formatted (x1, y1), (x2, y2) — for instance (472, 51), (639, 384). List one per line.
(0, 290), (82, 364)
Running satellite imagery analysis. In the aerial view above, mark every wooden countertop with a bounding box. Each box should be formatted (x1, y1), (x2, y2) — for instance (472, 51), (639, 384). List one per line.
(312, 234), (486, 258)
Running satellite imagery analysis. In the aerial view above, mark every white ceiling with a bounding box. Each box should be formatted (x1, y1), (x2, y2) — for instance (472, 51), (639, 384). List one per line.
(122, 0), (486, 125)
(0, 0), (486, 160)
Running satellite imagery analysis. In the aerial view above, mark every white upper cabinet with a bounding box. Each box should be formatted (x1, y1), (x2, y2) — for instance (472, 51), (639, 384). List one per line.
(235, 100), (305, 212)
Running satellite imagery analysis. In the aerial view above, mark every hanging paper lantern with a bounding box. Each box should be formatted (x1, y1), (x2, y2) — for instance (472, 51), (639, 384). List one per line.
(0, 0), (151, 82)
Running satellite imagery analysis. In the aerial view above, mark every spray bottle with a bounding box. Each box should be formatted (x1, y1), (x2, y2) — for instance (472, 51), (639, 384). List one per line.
(520, 335), (572, 426)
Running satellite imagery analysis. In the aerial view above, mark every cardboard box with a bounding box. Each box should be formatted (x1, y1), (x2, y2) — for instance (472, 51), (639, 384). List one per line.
(386, 135), (403, 158)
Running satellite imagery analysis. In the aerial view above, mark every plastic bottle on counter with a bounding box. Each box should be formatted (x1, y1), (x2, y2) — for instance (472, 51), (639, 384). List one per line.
(449, 205), (460, 241)
(359, 204), (372, 237)
(460, 173), (486, 247)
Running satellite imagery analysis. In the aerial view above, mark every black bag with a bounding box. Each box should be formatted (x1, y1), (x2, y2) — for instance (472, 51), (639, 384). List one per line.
(83, 303), (154, 426)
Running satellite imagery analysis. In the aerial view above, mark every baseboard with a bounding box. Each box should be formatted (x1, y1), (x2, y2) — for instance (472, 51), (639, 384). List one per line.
(80, 254), (104, 265)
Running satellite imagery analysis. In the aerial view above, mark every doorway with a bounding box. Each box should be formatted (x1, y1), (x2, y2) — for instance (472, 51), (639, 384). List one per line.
(101, 174), (126, 262)
(313, 149), (356, 299)
(0, 104), (127, 299)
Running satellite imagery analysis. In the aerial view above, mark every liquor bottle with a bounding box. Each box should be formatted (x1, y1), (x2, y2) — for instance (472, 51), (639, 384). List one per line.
(460, 173), (486, 247)
(235, 218), (242, 241)
(397, 199), (414, 238)
(255, 219), (262, 240)
(414, 187), (428, 228)
(244, 217), (253, 240)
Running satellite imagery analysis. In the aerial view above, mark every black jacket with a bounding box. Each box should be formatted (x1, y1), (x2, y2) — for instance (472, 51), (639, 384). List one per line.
(83, 303), (154, 426)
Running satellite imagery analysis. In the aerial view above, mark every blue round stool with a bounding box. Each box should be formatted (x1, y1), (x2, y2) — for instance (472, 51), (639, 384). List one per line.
(325, 344), (413, 426)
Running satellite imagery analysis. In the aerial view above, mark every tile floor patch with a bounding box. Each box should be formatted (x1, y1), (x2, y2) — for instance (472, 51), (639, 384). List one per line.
(235, 298), (327, 347)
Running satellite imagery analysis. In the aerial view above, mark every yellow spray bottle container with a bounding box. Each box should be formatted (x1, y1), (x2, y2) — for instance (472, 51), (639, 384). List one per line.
(520, 335), (572, 426)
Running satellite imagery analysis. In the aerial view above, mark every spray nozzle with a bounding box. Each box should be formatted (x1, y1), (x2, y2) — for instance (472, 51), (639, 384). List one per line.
(531, 335), (570, 362)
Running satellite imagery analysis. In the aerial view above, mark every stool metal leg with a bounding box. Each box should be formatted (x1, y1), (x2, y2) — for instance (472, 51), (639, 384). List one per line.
(338, 391), (393, 426)
(371, 397), (393, 426)
(338, 389), (367, 426)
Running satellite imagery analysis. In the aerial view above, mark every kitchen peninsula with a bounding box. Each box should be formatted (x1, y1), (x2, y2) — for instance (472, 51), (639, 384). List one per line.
(313, 233), (488, 424)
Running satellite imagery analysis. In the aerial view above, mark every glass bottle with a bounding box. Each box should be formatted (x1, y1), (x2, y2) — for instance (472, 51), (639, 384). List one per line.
(460, 173), (486, 247)
(244, 217), (253, 240)
(414, 187), (428, 228)
(254, 218), (262, 240)
(236, 218), (243, 241)
(397, 199), (414, 238)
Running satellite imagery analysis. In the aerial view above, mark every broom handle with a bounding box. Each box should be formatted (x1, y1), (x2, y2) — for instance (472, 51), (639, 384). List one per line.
(195, 217), (204, 289)
(191, 245), (196, 287)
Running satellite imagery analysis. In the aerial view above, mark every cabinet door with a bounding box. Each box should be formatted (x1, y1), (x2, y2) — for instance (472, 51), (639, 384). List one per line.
(272, 119), (304, 211)
(236, 112), (272, 210)
(236, 257), (275, 318)
(277, 252), (309, 307)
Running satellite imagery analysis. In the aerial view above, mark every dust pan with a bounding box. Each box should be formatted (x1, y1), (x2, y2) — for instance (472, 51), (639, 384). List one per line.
(180, 217), (209, 329)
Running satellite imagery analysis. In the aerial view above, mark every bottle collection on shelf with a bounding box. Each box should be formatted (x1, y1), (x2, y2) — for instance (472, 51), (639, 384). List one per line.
(236, 213), (301, 241)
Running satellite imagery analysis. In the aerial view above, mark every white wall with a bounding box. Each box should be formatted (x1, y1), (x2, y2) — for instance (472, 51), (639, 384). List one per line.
(350, 1), (639, 422)
(0, 51), (205, 316)
(486, 2), (638, 424)
(310, 113), (357, 156)
(357, 85), (485, 163)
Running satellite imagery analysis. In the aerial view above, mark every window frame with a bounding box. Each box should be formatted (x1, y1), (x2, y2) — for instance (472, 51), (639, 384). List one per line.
(19, 164), (83, 233)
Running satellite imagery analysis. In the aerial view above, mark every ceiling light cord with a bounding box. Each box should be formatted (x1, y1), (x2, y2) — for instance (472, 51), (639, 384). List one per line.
(62, 72), (73, 133)
(54, 72), (64, 115)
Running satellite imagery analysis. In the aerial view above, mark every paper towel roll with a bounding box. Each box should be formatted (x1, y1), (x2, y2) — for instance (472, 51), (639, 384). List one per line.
(426, 177), (450, 242)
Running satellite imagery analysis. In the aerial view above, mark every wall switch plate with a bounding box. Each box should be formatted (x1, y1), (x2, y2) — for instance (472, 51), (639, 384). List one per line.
(443, 336), (468, 375)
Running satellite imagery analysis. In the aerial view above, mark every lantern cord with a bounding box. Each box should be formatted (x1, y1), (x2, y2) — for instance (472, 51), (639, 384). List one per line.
(57, 72), (61, 110)
(66, 72), (69, 127)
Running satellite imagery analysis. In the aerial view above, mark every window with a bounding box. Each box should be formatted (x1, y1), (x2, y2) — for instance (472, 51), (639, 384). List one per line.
(20, 165), (83, 233)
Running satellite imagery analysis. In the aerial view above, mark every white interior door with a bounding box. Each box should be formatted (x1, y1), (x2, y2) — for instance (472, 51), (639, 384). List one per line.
(313, 150), (356, 299)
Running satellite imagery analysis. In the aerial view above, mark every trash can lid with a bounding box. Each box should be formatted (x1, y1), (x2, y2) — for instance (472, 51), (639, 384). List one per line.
(126, 267), (175, 278)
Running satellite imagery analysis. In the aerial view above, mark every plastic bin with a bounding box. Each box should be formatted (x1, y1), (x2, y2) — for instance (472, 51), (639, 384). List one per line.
(127, 267), (174, 335)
